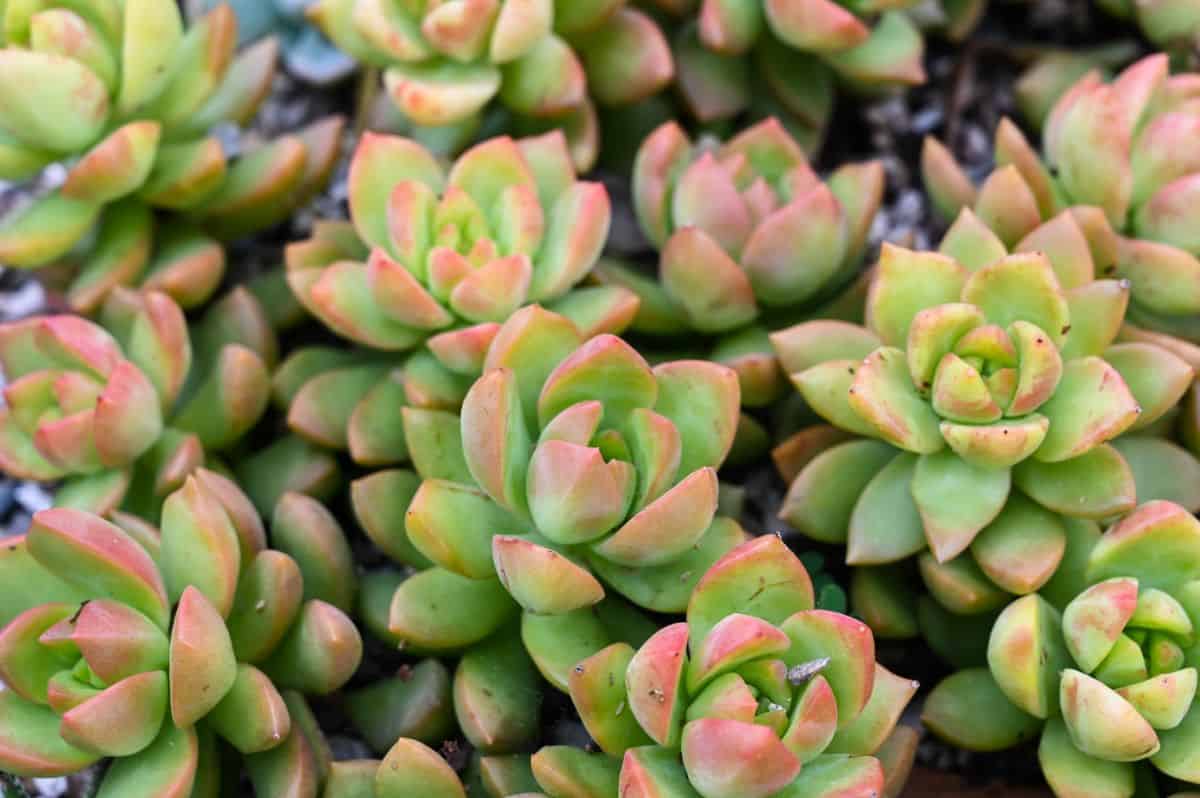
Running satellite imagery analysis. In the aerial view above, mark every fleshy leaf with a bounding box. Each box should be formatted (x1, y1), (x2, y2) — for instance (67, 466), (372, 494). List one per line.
(94, 722), (197, 798)
(1040, 715), (1136, 798)
(570, 643), (653, 757)
(1034, 357), (1141, 462)
(160, 477), (241, 617)
(846, 453), (927, 565)
(780, 610), (876, 727)
(492, 536), (605, 614)
(60, 671), (167, 757)
(376, 738), (466, 798)
(681, 718), (801, 798)
(1014, 444), (1136, 519)
(169, 586), (237, 727)
(1060, 669), (1159, 761)
(866, 245), (966, 346)
(625, 623), (688, 748)
(911, 449), (1010, 562)
(987, 594), (1070, 718)
(592, 468), (716, 567)
(970, 493), (1068, 595)
(922, 669), (1041, 752)
(454, 631), (541, 754)
(1087, 501), (1200, 592)
(960, 254), (1070, 347)
(652, 360), (740, 475)
(0, 689), (99, 777)
(687, 536), (814, 645)
(781, 440), (897, 545)
(389, 570), (518, 652)
(848, 347), (944, 453)
(27, 509), (169, 629)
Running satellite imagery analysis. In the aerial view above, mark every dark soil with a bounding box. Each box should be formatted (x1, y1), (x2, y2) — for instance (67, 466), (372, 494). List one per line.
(905, 768), (1054, 797)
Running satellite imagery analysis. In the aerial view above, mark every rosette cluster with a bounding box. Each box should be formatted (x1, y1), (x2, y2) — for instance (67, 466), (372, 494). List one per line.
(569, 536), (916, 798)
(0, 475), (361, 797)
(0, 291), (271, 516)
(926, 502), (1200, 796)
(0, 0), (342, 313)
(774, 245), (1193, 591)
(391, 305), (743, 620)
(310, 0), (673, 168)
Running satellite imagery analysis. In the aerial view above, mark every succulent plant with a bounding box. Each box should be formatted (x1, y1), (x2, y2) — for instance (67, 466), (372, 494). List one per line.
(342, 466), (664, 796)
(308, 0), (673, 170)
(0, 290), (271, 519)
(640, 0), (925, 151)
(923, 55), (1200, 346)
(333, 313), (748, 775)
(188, 0), (358, 85)
(675, 0), (927, 85)
(771, 244), (1197, 617)
(0, 0), (344, 315)
(926, 501), (1200, 796)
(552, 534), (916, 798)
(0, 476), (362, 796)
(597, 117), (882, 406)
(356, 304), (745, 627)
(288, 131), (629, 349)
(352, 460), (666, 679)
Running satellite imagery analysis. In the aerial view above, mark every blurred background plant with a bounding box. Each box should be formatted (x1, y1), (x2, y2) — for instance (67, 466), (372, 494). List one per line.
(187, 0), (358, 86)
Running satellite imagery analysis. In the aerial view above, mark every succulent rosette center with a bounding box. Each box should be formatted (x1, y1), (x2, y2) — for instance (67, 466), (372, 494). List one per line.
(0, 316), (163, 481)
(850, 251), (1096, 469)
(567, 536), (916, 798)
(287, 131), (612, 356)
(396, 306), (742, 619)
(774, 245), (1195, 578)
(628, 118), (881, 335)
(890, 307), (1062, 466)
